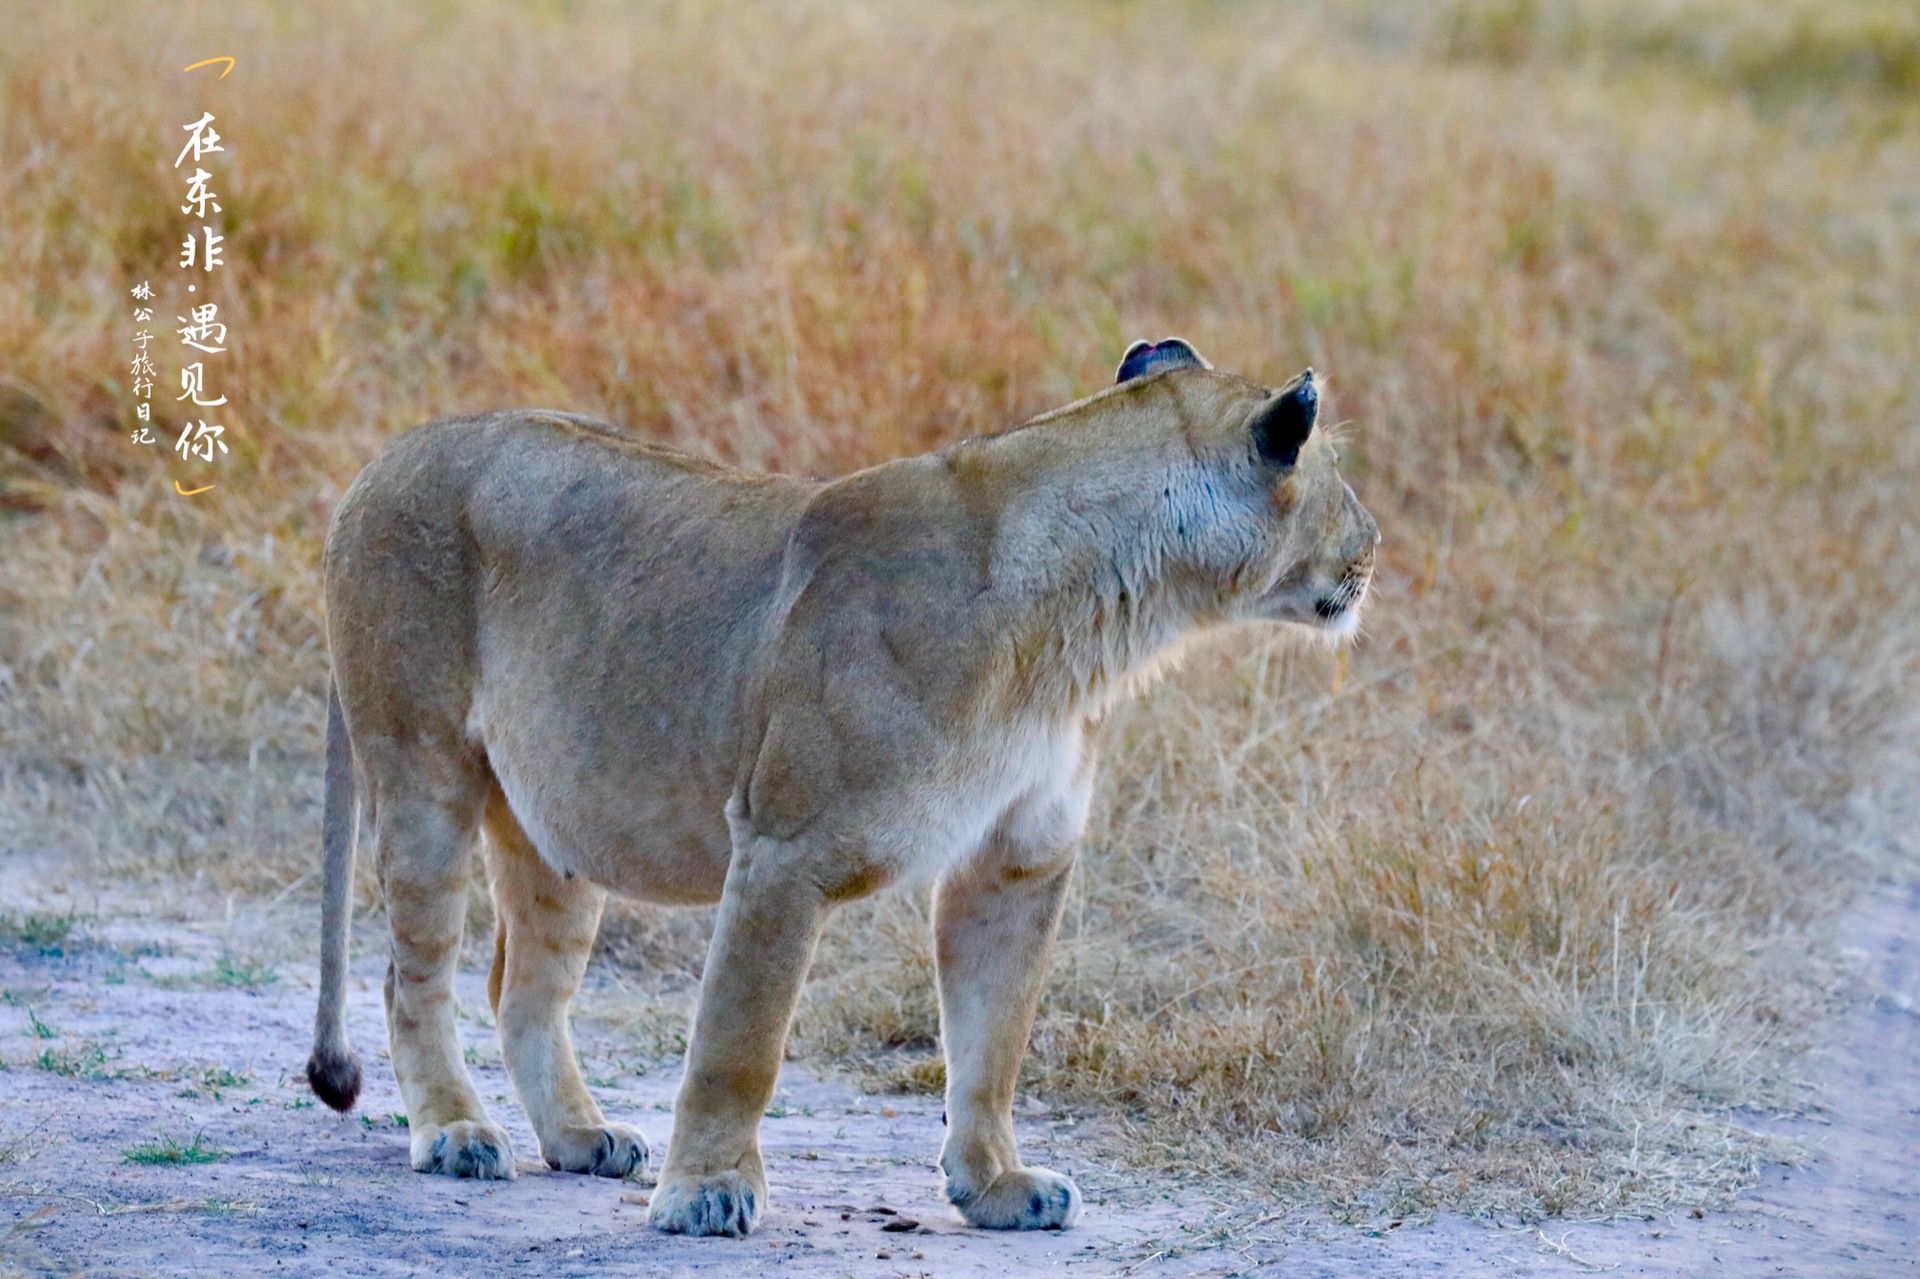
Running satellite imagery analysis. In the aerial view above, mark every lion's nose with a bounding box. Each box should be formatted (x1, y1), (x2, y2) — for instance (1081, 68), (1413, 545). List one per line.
(1341, 482), (1380, 550)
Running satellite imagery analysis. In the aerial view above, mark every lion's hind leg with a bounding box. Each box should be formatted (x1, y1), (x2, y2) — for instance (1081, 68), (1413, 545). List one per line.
(482, 786), (649, 1179)
(363, 745), (516, 1179)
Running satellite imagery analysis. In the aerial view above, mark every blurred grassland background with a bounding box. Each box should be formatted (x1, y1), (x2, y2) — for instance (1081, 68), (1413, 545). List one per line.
(3, 0), (1918, 1220)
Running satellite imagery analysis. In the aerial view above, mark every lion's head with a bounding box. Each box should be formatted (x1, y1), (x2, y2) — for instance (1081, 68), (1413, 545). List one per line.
(1112, 337), (1379, 642)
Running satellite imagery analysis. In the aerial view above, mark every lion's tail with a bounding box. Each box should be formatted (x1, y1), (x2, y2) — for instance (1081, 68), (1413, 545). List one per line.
(307, 677), (363, 1112)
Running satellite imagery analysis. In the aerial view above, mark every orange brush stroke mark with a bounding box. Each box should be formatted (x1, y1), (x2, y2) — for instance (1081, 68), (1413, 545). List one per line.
(174, 481), (216, 496)
(183, 56), (235, 79)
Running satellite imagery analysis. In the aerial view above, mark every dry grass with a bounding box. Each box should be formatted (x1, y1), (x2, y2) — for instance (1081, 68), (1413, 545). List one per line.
(3, 0), (1918, 1222)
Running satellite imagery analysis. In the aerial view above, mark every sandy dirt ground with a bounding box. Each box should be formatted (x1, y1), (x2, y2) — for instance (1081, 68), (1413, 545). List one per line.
(0, 862), (1914, 1278)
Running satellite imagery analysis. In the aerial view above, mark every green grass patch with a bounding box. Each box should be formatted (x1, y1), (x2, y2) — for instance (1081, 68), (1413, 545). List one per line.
(209, 955), (278, 989)
(34, 1041), (111, 1080)
(177, 1065), (251, 1099)
(122, 1133), (222, 1166)
(0, 912), (83, 955)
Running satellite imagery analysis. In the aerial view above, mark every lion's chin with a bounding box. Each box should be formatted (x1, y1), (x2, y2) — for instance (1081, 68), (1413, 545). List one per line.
(1251, 593), (1365, 645)
(1238, 588), (1364, 642)
(1317, 605), (1363, 644)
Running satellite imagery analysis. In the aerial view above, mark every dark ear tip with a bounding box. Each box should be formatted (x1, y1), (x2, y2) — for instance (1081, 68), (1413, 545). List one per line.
(1161, 337), (1214, 370)
(1115, 337), (1211, 384)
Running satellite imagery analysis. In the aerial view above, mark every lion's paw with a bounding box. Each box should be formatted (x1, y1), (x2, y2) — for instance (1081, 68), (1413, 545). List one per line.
(541, 1122), (650, 1179)
(949, 1166), (1081, 1231)
(411, 1119), (517, 1180)
(648, 1169), (762, 1237)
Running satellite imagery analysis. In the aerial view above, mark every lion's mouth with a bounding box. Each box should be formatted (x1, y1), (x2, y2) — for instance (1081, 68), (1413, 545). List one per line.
(1313, 570), (1370, 624)
(1244, 561), (1373, 633)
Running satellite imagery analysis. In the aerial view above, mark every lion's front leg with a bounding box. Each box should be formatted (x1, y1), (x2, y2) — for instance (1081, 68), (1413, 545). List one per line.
(933, 832), (1080, 1231)
(649, 837), (829, 1238)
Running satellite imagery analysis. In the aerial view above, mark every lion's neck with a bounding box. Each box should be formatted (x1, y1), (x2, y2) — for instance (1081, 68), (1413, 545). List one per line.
(981, 452), (1232, 718)
(1008, 567), (1215, 719)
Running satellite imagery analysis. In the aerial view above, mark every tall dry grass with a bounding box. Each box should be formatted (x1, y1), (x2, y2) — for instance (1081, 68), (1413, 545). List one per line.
(3, 0), (1917, 1220)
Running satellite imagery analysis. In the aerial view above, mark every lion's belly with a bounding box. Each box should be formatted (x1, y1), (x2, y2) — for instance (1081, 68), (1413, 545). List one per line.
(484, 717), (739, 905)
(486, 720), (1083, 906)
(483, 699), (737, 906)
(471, 606), (766, 907)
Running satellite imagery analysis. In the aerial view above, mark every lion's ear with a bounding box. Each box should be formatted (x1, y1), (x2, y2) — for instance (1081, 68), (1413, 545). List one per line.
(1116, 337), (1211, 383)
(1250, 369), (1317, 468)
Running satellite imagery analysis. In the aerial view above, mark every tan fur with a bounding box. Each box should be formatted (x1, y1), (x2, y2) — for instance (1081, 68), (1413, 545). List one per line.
(308, 357), (1377, 1235)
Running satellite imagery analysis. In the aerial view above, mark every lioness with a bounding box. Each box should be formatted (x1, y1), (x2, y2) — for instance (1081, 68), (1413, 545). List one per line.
(307, 338), (1377, 1237)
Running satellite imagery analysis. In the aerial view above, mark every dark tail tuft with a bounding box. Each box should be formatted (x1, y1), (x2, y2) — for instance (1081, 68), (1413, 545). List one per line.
(306, 1046), (363, 1112)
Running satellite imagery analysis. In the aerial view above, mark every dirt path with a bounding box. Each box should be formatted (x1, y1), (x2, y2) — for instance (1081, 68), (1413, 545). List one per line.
(0, 901), (1193, 1277)
(0, 870), (1914, 1277)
